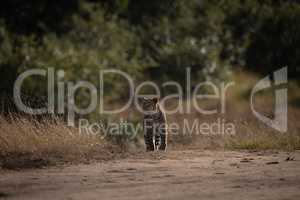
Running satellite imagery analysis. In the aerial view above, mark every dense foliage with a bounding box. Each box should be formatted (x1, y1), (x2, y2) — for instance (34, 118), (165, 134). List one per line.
(0, 0), (299, 99)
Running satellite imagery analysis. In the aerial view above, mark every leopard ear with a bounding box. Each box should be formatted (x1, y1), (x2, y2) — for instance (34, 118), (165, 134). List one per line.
(141, 97), (147, 102)
(152, 97), (159, 104)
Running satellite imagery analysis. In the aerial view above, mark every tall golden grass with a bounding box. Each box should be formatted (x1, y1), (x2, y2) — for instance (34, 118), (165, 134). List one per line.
(0, 71), (299, 169)
(167, 71), (300, 151)
(0, 115), (120, 169)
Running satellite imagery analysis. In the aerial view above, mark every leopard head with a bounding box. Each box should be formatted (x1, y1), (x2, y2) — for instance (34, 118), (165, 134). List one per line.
(142, 97), (159, 113)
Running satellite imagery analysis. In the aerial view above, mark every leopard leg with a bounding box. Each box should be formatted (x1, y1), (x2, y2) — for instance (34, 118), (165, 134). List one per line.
(159, 133), (167, 151)
(154, 134), (161, 150)
(144, 129), (154, 151)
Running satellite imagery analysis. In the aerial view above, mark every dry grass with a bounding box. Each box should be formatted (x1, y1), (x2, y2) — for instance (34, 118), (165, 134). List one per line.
(168, 106), (300, 151)
(1, 70), (299, 170)
(0, 115), (123, 170)
(224, 71), (300, 150)
(167, 70), (300, 151)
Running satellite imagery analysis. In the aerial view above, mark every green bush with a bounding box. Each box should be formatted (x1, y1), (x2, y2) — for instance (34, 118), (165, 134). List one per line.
(1, 0), (299, 118)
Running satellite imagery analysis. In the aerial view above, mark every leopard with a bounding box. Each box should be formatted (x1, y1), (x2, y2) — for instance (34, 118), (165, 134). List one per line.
(142, 97), (167, 151)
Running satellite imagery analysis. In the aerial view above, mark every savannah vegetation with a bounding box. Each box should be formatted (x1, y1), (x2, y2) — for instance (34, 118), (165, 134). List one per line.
(0, 0), (300, 169)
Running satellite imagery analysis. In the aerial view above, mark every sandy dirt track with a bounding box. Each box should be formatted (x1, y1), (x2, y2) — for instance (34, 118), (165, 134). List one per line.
(1, 150), (300, 200)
